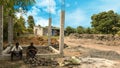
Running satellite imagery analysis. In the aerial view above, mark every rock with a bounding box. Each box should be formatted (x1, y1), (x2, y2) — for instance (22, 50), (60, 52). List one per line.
(70, 56), (81, 65)
(60, 56), (81, 66)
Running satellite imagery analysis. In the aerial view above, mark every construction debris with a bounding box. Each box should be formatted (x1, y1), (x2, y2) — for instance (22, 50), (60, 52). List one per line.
(60, 56), (120, 68)
(24, 57), (59, 67)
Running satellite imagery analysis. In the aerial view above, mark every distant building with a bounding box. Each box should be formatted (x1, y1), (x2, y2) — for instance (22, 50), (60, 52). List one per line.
(33, 25), (60, 36)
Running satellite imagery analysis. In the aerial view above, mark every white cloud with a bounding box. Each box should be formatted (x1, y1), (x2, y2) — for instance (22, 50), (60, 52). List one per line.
(65, 9), (86, 27)
(27, 6), (41, 16)
(15, 12), (21, 18)
(35, 0), (56, 14)
(16, 0), (57, 27)
(35, 17), (48, 27)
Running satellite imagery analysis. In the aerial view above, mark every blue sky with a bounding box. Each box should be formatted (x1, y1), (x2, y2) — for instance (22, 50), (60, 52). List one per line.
(16, 0), (120, 28)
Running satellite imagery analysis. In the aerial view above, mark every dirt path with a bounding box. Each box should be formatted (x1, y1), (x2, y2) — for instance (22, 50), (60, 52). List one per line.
(64, 37), (120, 54)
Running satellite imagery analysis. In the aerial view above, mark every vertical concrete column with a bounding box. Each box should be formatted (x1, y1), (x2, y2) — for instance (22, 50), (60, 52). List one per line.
(0, 5), (3, 54)
(59, 10), (65, 55)
(8, 17), (13, 44)
(48, 18), (52, 46)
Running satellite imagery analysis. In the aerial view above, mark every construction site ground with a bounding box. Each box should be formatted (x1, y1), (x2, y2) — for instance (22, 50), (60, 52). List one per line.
(1, 36), (120, 68)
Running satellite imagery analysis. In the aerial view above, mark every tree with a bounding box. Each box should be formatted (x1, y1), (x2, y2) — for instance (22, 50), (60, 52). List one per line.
(27, 15), (35, 33)
(14, 16), (26, 37)
(66, 26), (76, 35)
(0, 0), (35, 41)
(91, 10), (120, 35)
(76, 26), (85, 34)
(27, 15), (35, 28)
(84, 27), (92, 34)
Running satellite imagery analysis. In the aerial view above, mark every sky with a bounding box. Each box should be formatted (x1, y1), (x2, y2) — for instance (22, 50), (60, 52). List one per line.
(16, 0), (120, 28)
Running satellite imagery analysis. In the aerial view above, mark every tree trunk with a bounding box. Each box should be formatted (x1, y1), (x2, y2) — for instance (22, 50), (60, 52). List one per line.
(0, 5), (3, 54)
(8, 16), (13, 44)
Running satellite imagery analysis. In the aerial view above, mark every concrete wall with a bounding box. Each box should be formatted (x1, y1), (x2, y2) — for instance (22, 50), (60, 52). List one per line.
(43, 28), (48, 36)
(33, 26), (48, 36)
(34, 26), (60, 36)
(34, 26), (43, 36)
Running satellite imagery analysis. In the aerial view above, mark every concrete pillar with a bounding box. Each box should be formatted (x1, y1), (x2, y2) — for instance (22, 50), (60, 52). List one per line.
(59, 10), (65, 55)
(48, 18), (52, 46)
(8, 16), (13, 44)
(0, 5), (3, 54)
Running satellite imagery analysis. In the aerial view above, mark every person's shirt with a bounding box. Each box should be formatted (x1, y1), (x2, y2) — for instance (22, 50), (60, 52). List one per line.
(11, 45), (23, 52)
(27, 45), (37, 50)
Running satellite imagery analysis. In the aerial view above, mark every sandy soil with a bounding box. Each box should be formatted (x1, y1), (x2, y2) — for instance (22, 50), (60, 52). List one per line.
(1, 36), (120, 68)
(64, 37), (120, 55)
(64, 37), (120, 63)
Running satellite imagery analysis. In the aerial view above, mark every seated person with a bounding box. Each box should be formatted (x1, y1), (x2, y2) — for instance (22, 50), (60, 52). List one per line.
(26, 42), (38, 59)
(11, 42), (23, 61)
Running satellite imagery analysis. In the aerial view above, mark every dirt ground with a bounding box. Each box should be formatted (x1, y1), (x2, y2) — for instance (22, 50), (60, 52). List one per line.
(1, 36), (120, 68)
(64, 37), (120, 63)
(61, 37), (120, 68)
(64, 37), (120, 58)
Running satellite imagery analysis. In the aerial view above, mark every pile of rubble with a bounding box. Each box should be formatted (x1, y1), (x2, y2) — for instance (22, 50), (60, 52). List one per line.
(69, 33), (120, 46)
(67, 45), (120, 60)
(60, 56), (120, 68)
(69, 33), (120, 41)
(24, 57), (59, 66)
(14, 36), (59, 46)
(83, 50), (120, 60)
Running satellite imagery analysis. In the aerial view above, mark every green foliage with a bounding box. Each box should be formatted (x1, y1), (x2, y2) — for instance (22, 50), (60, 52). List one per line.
(27, 28), (33, 33)
(66, 26), (76, 35)
(27, 15), (35, 33)
(0, 0), (35, 10)
(66, 26), (96, 35)
(14, 16), (27, 37)
(91, 10), (120, 35)
(27, 15), (35, 28)
(117, 31), (120, 36)
(0, 0), (36, 40)
(76, 26), (85, 34)
(84, 27), (92, 34)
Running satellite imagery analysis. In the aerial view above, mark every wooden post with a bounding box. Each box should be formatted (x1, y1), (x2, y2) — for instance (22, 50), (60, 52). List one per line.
(48, 18), (52, 46)
(59, 10), (65, 55)
(8, 17), (13, 44)
(0, 5), (3, 54)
